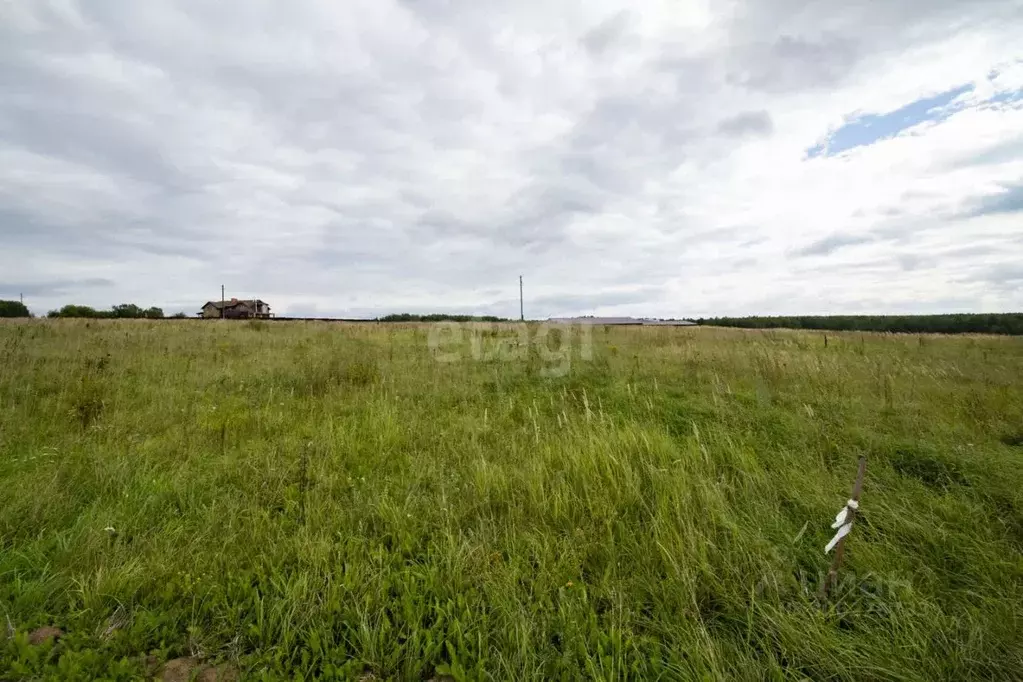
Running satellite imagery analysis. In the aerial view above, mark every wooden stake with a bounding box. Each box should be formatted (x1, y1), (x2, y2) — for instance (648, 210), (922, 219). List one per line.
(820, 456), (867, 600)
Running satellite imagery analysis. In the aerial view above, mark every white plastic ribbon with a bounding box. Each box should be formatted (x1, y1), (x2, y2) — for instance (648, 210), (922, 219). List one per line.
(831, 499), (859, 529)
(825, 499), (859, 554)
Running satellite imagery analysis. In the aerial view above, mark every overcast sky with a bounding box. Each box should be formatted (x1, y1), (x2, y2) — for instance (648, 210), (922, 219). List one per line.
(2, 1), (1022, 319)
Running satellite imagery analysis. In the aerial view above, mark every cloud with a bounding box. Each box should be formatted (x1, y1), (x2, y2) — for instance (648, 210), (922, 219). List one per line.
(580, 10), (635, 55)
(717, 111), (774, 137)
(730, 35), (861, 94)
(896, 254), (923, 271)
(0, 278), (113, 299)
(985, 263), (1023, 283)
(1, 0), (1022, 318)
(794, 233), (875, 257)
(962, 185), (1023, 218)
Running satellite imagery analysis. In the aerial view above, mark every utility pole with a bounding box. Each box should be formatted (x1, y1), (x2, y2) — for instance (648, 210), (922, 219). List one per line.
(221, 285), (225, 319)
(19, 293), (23, 305)
(519, 275), (524, 321)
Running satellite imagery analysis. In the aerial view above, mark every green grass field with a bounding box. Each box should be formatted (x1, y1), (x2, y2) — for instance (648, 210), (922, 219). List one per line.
(2, 320), (1022, 680)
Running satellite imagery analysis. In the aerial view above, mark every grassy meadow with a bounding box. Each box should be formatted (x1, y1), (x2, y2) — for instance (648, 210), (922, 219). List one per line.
(1, 319), (1022, 680)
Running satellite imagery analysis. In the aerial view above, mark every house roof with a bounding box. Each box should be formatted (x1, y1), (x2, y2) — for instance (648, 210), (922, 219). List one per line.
(202, 299), (268, 309)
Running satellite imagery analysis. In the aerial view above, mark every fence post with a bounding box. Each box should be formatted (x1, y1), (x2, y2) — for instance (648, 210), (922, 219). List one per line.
(820, 456), (867, 600)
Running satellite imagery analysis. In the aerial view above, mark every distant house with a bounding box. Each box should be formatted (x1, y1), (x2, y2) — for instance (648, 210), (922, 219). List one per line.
(200, 298), (272, 319)
(640, 319), (698, 327)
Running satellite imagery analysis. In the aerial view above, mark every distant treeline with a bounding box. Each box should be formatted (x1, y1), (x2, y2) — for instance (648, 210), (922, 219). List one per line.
(44, 304), (187, 319)
(698, 314), (1023, 335)
(0, 300), (31, 318)
(378, 313), (509, 322)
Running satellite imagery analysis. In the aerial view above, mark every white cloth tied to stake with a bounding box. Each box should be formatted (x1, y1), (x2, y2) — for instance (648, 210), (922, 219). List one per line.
(825, 499), (859, 554)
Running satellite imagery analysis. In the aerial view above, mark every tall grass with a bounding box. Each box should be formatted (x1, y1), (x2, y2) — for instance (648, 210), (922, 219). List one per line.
(1, 320), (1022, 680)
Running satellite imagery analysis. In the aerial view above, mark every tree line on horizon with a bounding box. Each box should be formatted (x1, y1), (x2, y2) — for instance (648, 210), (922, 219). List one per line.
(697, 313), (1023, 335)
(4, 300), (1020, 334)
(46, 303), (172, 319)
(0, 300), (31, 318)
(0, 304), (504, 322)
(0, 300), (189, 319)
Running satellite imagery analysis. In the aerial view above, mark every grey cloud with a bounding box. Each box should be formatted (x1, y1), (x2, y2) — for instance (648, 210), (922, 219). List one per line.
(887, 244), (1004, 274)
(0, 201), (215, 260)
(794, 233), (874, 257)
(0, 278), (114, 298)
(729, 36), (860, 94)
(962, 185), (1023, 218)
(730, 257), (759, 269)
(897, 254), (924, 271)
(985, 263), (1023, 284)
(719, 0), (1020, 96)
(716, 110), (773, 137)
(416, 208), (478, 238)
(532, 287), (663, 311)
(725, 0), (1022, 55)
(680, 226), (748, 246)
(0, 64), (203, 195)
(558, 90), (701, 178)
(428, 70), (712, 257)
(580, 11), (635, 55)
(943, 245), (1005, 259)
(949, 262), (1023, 296)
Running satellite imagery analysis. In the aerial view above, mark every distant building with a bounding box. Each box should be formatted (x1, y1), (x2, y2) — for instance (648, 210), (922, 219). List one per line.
(548, 316), (696, 327)
(200, 298), (272, 319)
(640, 319), (698, 326)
